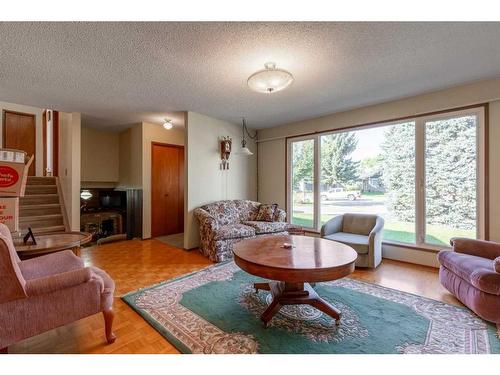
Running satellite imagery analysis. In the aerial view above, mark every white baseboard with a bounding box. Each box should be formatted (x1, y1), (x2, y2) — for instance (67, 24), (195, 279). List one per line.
(382, 244), (440, 268)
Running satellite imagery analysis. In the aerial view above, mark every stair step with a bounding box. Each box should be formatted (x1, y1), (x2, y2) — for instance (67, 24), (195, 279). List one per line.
(25, 185), (58, 195)
(26, 176), (57, 186)
(20, 194), (60, 205)
(18, 176), (68, 234)
(19, 216), (64, 229)
(20, 225), (66, 235)
(19, 204), (62, 216)
(19, 214), (63, 223)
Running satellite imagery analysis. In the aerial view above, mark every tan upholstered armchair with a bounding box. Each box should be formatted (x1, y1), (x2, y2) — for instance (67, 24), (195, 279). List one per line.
(321, 213), (384, 268)
(0, 224), (116, 353)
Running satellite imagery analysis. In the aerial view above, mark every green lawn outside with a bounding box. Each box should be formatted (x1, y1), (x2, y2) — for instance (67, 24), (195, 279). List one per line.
(291, 212), (475, 246)
(361, 192), (385, 196)
(360, 192), (386, 201)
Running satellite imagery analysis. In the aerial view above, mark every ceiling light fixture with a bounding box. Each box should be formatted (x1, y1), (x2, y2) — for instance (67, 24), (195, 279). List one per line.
(247, 62), (294, 94)
(163, 118), (173, 130)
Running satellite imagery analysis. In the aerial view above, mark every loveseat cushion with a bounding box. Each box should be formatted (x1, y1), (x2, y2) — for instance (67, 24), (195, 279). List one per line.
(255, 204), (278, 222)
(324, 232), (369, 254)
(234, 200), (261, 221)
(438, 251), (500, 295)
(201, 200), (239, 225)
(243, 221), (289, 234)
(213, 224), (255, 241)
(273, 207), (287, 222)
(494, 256), (500, 273)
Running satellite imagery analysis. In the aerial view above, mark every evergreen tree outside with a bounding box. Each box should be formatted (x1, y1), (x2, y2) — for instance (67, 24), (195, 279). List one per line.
(424, 116), (476, 232)
(291, 140), (314, 191)
(380, 116), (477, 242)
(380, 122), (416, 224)
(320, 133), (359, 189)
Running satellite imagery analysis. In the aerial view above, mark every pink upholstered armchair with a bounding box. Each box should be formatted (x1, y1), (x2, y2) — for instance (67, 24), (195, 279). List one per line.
(438, 237), (500, 324)
(0, 224), (116, 353)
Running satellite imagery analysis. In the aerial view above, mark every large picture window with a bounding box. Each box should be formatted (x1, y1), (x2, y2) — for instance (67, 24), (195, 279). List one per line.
(287, 107), (485, 249)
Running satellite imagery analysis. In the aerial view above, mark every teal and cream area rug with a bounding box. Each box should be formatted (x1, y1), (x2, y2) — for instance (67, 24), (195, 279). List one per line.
(122, 262), (500, 354)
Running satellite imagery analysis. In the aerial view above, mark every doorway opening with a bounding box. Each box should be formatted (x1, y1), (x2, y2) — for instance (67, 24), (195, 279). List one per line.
(2, 110), (36, 175)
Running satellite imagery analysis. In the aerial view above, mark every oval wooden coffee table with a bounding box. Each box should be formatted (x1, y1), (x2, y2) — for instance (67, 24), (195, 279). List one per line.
(14, 232), (92, 259)
(233, 235), (358, 327)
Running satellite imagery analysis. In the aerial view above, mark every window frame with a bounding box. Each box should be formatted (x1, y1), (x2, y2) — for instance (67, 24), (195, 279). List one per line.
(287, 134), (318, 229)
(419, 107), (486, 248)
(285, 105), (487, 250)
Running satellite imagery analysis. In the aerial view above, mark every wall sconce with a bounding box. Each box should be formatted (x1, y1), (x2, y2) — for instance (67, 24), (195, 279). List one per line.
(239, 118), (257, 155)
(220, 136), (232, 170)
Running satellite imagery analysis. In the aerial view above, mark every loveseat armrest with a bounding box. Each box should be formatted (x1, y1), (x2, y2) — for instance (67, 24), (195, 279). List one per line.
(450, 237), (500, 260)
(25, 267), (95, 296)
(194, 208), (219, 231)
(321, 215), (344, 237)
(274, 208), (286, 222)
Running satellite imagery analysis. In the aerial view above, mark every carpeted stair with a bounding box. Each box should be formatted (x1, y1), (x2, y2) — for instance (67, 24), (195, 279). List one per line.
(19, 176), (68, 235)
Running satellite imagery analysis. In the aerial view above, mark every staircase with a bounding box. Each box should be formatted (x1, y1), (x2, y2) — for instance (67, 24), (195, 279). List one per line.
(19, 176), (68, 235)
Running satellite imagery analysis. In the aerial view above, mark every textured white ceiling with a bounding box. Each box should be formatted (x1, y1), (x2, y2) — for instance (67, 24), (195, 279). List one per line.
(1, 22), (500, 130)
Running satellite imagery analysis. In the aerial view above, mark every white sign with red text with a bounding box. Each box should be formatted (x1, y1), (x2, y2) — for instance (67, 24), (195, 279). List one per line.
(0, 197), (19, 232)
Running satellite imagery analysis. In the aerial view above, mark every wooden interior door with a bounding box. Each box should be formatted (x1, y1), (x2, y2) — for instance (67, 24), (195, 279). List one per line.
(3, 110), (36, 175)
(151, 143), (185, 237)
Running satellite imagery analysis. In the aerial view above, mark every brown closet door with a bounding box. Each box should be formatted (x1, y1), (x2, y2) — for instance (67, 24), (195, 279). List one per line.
(151, 143), (184, 237)
(3, 111), (36, 175)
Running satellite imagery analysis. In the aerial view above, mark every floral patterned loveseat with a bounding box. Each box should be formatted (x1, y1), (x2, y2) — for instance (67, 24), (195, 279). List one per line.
(194, 199), (292, 262)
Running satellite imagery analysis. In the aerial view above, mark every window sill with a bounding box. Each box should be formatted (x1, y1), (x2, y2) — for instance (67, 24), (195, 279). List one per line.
(303, 229), (319, 234)
(382, 241), (447, 253)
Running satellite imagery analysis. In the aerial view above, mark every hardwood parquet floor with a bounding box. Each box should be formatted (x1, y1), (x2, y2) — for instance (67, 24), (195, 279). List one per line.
(8, 239), (459, 354)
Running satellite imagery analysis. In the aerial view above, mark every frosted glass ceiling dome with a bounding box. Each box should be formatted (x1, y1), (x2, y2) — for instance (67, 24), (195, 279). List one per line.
(247, 62), (294, 94)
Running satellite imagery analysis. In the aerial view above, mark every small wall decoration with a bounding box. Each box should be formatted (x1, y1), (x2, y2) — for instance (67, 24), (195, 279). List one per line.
(220, 136), (232, 170)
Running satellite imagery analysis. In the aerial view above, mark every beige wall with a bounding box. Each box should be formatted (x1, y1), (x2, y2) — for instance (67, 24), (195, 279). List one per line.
(257, 77), (500, 267)
(58, 112), (81, 231)
(141, 121), (185, 239)
(0, 101), (44, 176)
(185, 111), (257, 249)
(81, 127), (120, 184)
(257, 139), (286, 208)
